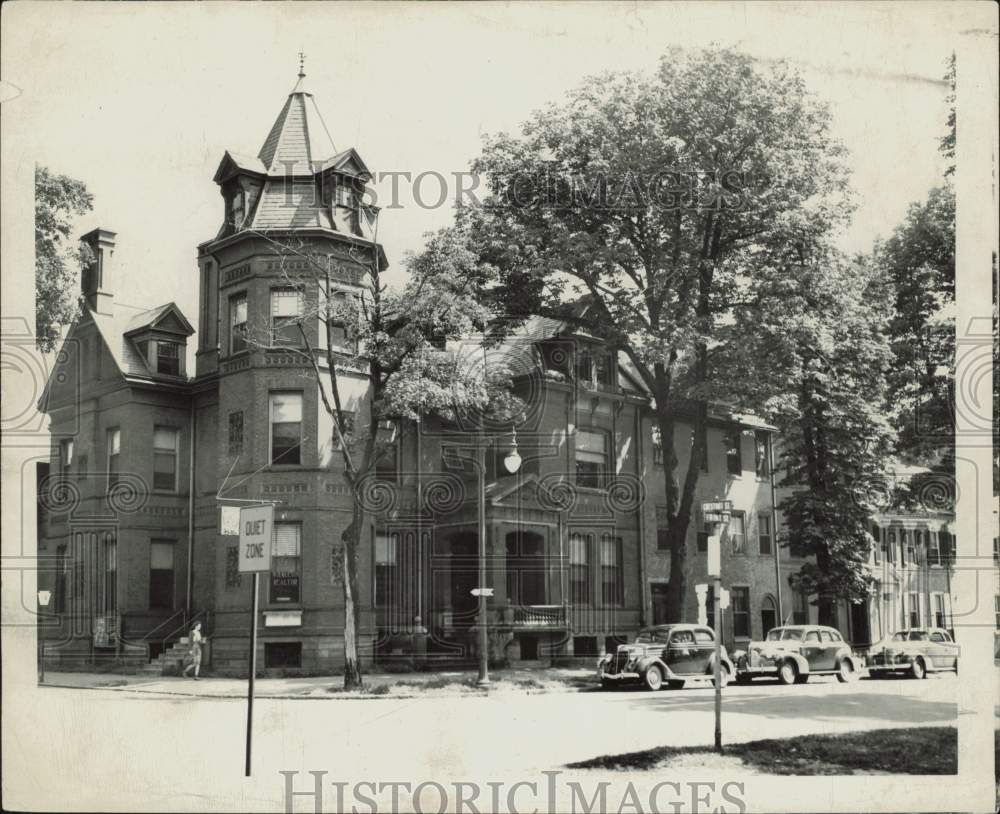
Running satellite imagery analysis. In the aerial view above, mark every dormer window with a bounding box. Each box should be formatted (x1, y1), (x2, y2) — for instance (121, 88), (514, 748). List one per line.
(334, 176), (354, 208)
(156, 342), (181, 376)
(230, 190), (245, 227)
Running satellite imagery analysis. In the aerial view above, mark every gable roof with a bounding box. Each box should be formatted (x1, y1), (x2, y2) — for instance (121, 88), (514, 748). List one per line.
(123, 302), (195, 337)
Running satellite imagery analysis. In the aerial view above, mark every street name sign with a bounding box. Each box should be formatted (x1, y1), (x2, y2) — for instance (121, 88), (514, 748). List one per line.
(471, 588), (494, 597)
(239, 505), (273, 573)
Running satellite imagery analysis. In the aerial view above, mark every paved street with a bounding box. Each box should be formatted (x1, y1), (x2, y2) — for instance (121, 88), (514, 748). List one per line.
(5, 672), (958, 811)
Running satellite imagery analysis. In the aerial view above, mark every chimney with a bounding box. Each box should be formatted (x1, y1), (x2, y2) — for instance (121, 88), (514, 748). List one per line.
(80, 228), (117, 315)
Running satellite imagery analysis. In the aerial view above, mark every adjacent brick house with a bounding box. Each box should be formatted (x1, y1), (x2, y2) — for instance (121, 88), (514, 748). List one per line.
(37, 68), (955, 673)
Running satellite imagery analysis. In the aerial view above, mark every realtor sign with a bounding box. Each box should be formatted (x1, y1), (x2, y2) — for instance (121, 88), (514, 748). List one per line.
(238, 505), (273, 573)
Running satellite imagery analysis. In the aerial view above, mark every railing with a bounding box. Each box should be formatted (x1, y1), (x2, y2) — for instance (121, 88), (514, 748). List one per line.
(123, 608), (213, 660)
(512, 605), (567, 627)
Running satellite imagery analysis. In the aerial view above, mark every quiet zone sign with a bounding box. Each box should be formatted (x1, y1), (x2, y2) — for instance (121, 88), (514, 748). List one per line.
(239, 505), (273, 573)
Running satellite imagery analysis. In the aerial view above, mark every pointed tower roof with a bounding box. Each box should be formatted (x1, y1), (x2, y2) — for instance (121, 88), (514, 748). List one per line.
(257, 63), (338, 176)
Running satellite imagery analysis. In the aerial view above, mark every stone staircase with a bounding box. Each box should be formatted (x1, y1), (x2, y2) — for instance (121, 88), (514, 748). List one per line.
(138, 636), (193, 676)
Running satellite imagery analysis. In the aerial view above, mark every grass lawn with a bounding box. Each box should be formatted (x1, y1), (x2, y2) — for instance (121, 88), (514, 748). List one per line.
(568, 726), (957, 775)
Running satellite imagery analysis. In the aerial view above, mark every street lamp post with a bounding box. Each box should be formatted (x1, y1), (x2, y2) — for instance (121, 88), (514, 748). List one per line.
(476, 428), (521, 688)
(37, 590), (51, 683)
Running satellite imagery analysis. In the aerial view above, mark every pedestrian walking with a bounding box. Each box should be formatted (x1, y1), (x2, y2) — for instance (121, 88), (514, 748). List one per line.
(183, 622), (204, 680)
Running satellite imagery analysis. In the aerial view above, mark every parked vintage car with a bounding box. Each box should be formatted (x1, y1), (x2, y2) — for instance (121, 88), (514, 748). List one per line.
(597, 624), (734, 691)
(732, 625), (861, 685)
(866, 628), (959, 679)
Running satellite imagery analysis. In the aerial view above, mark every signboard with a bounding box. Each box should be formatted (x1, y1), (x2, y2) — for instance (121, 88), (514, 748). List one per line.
(719, 588), (730, 610)
(239, 505), (273, 573)
(471, 588), (494, 597)
(706, 535), (721, 577)
(702, 501), (733, 514)
(220, 505), (241, 536)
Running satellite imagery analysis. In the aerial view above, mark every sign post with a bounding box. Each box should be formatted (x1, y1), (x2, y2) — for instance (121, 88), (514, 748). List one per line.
(238, 504), (273, 777)
(703, 499), (731, 754)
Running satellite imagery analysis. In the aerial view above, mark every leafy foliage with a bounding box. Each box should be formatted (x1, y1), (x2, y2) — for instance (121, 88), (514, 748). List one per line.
(724, 255), (895, 611)
(35, 166), (94, 351)
(876, 185), (955, 466)
(457, 46), (853, 618)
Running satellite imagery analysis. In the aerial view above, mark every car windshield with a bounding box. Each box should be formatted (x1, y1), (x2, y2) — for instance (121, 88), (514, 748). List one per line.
(635, 629), (670, 644)
(891, 632), (908, 641)
(908, 631), (929, 641)
(765, 628), (803, 641)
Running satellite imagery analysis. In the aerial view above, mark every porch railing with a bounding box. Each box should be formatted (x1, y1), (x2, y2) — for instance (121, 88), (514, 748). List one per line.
(512, 605), (567, 627)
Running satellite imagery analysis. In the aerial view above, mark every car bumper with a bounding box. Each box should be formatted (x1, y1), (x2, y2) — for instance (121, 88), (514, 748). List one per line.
(867, 656), (913, 673)
(598, 668), (640, 683)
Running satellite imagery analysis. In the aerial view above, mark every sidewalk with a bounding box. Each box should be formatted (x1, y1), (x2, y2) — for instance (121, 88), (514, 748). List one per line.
(38, 666), (598, 700)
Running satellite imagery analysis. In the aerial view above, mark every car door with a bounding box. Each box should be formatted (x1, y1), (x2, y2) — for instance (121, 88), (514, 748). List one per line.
(692, 628), (717, 673)
(801, 629), (827, 670)
(928, 630), (956, 669)
(665, 629), (699, 675)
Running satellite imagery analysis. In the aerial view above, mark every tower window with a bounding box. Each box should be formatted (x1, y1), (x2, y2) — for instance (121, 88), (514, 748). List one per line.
(270, 392), (302, 465)
(230, 293), (248, 354)
(271, 289), (303, 346)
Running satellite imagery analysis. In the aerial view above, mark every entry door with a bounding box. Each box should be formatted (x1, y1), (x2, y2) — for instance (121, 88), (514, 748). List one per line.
(651, 584), (670, 626)
(850, 601), (872, 647)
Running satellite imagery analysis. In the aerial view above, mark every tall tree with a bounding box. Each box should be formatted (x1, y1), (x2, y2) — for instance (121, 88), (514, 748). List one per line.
(721, 256), (895, 624)
(877, 54), (956, 470)
(242, 220), (513, 687)
(463, 47), (852, 620)
(35, 166), (94, 352)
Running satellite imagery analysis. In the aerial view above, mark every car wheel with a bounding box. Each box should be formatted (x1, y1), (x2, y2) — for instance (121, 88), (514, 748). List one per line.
(836, 658), (857, 683)
(910, 658), (926, 680)
(712, 665), (730, 690)
(643, 666), (664, 691)
(736, 673), (752, 686)
(795, 674), (809, 684)
(667, 680), (685, 690)
(778, 661), (797, 685)
(600, 678), (614, 691)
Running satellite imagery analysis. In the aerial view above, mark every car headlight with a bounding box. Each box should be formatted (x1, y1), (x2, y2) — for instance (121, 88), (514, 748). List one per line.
(598, 655), (611, 666)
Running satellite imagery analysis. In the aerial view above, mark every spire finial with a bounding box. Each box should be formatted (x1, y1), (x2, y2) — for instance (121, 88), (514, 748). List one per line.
(298, 51), (306, 78)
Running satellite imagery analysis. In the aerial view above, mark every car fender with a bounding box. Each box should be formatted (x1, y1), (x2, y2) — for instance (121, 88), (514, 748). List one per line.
(784, 652), (810, 674)
(837, 654), (861, 673)
(707, 652), (734, 675)
(635, 656), (670, 679)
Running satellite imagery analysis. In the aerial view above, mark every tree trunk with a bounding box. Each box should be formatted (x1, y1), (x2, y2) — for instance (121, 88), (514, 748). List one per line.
(656, 400), (705, 623)
(341, 492), (364, 689)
